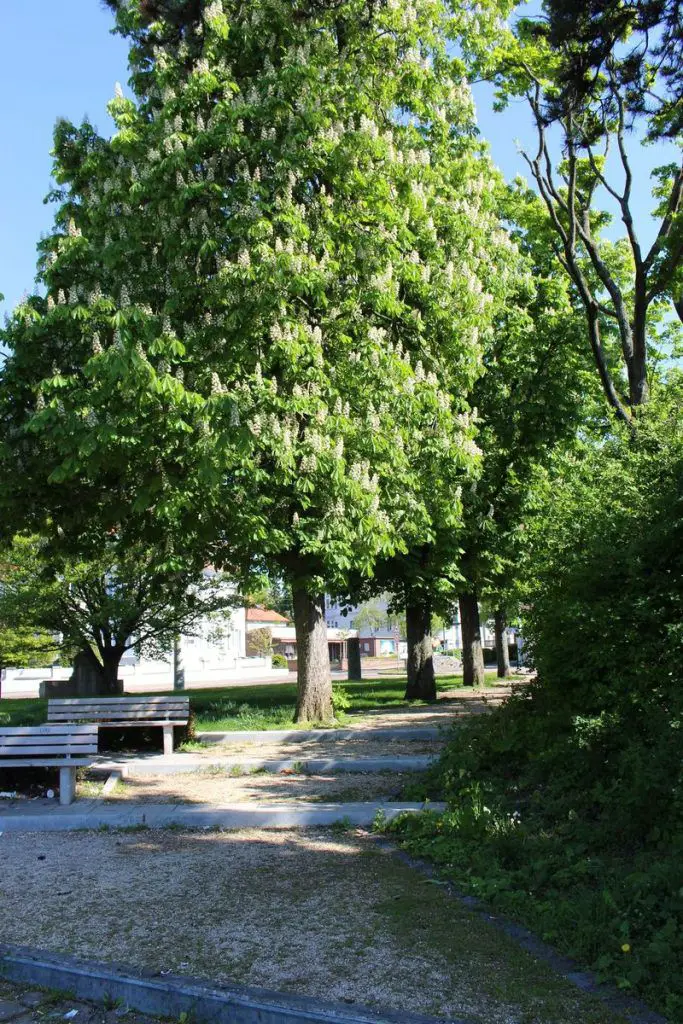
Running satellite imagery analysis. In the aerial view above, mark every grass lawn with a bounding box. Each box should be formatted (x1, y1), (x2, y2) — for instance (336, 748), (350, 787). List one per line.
(0, 674), (510, 731)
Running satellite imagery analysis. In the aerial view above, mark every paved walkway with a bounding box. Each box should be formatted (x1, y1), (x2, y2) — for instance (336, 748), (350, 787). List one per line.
(1, 707), (453, 831)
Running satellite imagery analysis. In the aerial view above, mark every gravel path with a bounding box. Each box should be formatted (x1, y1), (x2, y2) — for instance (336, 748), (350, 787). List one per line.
(87, 769), (422, 805)
(0, 828), (626, 1024)
(184, 735), (445, 758)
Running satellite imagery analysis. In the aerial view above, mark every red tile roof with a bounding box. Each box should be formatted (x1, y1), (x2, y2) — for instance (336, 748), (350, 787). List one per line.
(246, 607), (290, 624)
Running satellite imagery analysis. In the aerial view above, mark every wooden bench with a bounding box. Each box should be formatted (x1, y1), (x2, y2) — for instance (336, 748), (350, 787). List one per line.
(47, 696), (190, 755)
(0, 724), (98, 805)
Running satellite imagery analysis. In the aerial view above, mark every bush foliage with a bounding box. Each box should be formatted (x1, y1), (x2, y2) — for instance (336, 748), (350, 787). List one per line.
(392, 405), (683, 1019)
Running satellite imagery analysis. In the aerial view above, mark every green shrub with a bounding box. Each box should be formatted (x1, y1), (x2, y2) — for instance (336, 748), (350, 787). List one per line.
(331, 685), (351, 712)
(392, 407), (683, 1019)
(271, 653), (288, 669)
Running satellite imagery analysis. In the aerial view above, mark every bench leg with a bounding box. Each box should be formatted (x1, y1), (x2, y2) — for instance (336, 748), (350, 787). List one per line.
(59, 767), (76, 806)
(163, 724), (174, 756)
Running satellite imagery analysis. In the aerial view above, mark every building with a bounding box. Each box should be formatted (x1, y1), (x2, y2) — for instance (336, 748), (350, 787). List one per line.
(1, 602), (288, 699)
(357, 631), (400, 657)
(245, 607), (291, 630)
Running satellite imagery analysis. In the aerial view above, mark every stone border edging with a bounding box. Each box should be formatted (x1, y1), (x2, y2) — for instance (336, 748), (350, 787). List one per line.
(0, 943), (473, 1024)
(0, 800), (444, 833)
(195, 727), (444, 743)
(95, 756), (433, 777)
(372, 837), (668, 1024)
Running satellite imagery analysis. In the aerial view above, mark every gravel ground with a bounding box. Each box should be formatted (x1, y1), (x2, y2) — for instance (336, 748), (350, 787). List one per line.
(185, 735), (445, 758)
(0, 828), (626, 1024)
(0, 979), (159, 1024)
(86, 769), (421, 805)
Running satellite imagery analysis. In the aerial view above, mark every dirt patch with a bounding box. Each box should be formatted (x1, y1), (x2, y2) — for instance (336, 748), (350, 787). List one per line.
(0, 828), (626, 1024)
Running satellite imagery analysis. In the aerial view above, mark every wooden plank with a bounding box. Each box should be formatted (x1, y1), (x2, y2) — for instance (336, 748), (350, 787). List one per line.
(47, 713), (187, 719)
(0, 741), (100, 749)
(47, 700), (189, 708)
(48, 697), (189, 706)
(48, 705), (188, 713)
(68, 720), (185, 728)
(48, 704), (189, 712)
(0, 749), (97, 757)
(47, 716), (188, 724)
(0, 725), (97, 736)
(0, 758), (94, 767)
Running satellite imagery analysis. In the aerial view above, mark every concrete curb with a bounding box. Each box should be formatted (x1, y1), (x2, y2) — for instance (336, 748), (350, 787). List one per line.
(95, 756), (433, 777)
(0, 944), (472, 1024)
(196, 727), (445, 744)
(0, 800), (443, 833)
(374, 838), (668, 1024)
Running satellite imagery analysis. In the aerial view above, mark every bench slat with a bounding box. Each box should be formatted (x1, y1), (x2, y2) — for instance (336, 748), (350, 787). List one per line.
(48, 722), (185, 730)
(48, 697), (189, 706)
(0, 725), (98, 736)
(51, 720), (184, 727)
(48, 708), (187, 715)
(0, 734), (98, 745)
(0, 758), (94, 767)
(0, 745), (98, 756)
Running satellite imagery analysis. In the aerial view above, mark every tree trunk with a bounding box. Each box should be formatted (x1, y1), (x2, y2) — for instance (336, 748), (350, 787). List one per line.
(173, 635), (185, 690)
(75, 647), (122, 696)
(405, 598), (436, 701)
(494, 609), (511, 679)
(347, 636), (362, 681)
(100, 648), (124, 695)
(459, 592), (485, 687)
(292, 586), (333, 722)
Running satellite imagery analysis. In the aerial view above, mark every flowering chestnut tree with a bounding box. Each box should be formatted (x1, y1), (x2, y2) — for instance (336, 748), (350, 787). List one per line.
(1, 0), (517, 720)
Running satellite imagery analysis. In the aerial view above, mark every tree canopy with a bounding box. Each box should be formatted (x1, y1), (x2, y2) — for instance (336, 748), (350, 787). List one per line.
(1, 0), (521, 719)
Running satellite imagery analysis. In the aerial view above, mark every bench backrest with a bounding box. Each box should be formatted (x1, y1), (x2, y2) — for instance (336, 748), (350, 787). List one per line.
(0, 723), (98, 762)
(47, 695), (190, 725)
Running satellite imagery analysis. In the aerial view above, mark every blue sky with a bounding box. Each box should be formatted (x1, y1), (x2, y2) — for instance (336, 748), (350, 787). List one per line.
(0, 3), (677, 322)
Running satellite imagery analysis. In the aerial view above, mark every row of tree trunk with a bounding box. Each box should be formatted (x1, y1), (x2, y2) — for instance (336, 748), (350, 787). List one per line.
(404, 593), (511, 698)
(69, 584), (510, 717)
(288, 585), (512, 721)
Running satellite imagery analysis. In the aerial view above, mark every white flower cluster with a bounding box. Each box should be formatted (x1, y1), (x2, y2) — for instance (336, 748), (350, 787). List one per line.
(204, 0), (223, 23)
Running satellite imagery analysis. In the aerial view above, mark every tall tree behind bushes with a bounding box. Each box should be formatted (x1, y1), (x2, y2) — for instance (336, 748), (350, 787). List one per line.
(454, 183), (596, 685)
(487, 0), (683, 421)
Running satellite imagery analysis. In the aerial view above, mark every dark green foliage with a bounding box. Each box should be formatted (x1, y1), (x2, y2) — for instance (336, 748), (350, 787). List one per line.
(540, 0), (683, 140)
(391, 403), (683, 1019)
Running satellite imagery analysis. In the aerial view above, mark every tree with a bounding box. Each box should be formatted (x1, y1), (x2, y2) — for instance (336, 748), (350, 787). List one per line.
(488, 1), (683, 422)
(0, 534), (236, 694)
(246, 626), (273, 658)
(453, 180), (597, 685)
(0, 536), (63, 699)
(1, 0), (514, 720)
(351, 600), (389, 635)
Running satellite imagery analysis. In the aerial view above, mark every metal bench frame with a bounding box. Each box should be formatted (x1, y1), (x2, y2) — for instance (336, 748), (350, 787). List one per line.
(0, 724), (98, 805)
(48, 696), (190, 755)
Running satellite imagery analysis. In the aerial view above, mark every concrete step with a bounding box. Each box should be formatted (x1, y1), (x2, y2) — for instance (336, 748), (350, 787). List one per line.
(0, 799), (444, 833)
(196, 726), (444, 744)
(94, 755), (434, 777)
